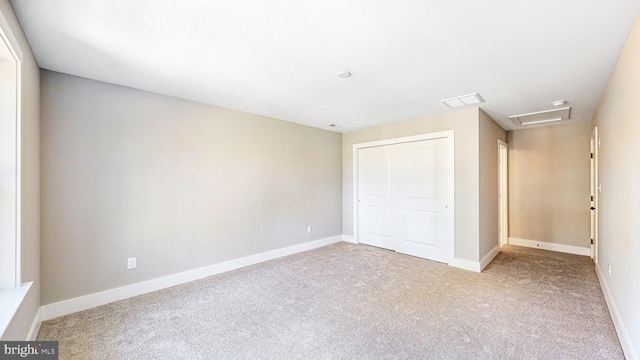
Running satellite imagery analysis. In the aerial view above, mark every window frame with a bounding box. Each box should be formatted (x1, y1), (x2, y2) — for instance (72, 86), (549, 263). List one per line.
(0, 7), (23, 290)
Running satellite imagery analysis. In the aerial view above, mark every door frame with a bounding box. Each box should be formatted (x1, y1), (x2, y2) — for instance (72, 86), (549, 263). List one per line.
(590, 126), (599, 263)
(498, 140), (508, 247)
(352, 130), (455, 264)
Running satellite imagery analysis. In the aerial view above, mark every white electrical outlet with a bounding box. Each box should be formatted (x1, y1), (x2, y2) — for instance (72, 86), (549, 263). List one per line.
(608, 264), (611, 277)
(127, 257), (137, 270)
(307, 226), (312, 234)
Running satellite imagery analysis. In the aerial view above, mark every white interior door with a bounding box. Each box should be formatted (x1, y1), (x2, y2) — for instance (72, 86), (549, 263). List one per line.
(590, 127), (599, 262)
(358, 138), (449, 262)
(498, 141), (508, 247)
(358, 146), (394, 250)
(394, 139), (448, 262)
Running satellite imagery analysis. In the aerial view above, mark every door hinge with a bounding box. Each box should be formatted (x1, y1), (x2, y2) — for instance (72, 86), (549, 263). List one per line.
(591, 239), (594, 245)
(590, 153), (593, 158)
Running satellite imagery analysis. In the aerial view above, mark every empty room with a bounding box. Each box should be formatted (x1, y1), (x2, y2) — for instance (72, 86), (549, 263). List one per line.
(1, 0), (639, 359)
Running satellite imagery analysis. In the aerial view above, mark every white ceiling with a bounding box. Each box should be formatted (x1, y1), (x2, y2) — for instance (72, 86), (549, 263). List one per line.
(11, 0), (640, 132)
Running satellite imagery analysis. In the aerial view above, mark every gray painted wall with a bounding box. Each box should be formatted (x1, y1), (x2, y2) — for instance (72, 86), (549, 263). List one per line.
(478, 110), (506, 260)
(0, 0), (41, 340)
(40, 71), (342, 304)
(591, 12), (640, 358)
(507, 122), (591, 248)
(342, 108), (482, 262)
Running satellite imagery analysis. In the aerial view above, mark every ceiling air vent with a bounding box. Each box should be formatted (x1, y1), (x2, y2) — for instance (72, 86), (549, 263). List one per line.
(509, 107), (571, 126)
(441, 93), (485, 108)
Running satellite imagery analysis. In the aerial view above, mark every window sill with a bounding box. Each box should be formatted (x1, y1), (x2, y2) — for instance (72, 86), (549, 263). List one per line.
(0, 281), (33, 338)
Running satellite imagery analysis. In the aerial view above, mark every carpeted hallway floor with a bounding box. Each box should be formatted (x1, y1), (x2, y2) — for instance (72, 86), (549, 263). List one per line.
(37, 243), (623, 359)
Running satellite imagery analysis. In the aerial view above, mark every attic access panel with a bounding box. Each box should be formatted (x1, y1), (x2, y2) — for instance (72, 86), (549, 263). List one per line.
(509, 107), (571, 126)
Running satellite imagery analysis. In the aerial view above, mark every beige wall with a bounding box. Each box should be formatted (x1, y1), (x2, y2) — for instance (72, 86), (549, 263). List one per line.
(507, 122), (591, 248)
(0, 0), (40, 340)
(40, 71), (342, 304)
(478, 110), (506, 260)
(590, 13), (640, 358)
(343, 108), (481, 262)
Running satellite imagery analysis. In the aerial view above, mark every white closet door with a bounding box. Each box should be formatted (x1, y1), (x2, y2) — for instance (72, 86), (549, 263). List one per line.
(394, 139), (448, 262)
(358, 146), (394, 250)
(358, 138), (449, 263)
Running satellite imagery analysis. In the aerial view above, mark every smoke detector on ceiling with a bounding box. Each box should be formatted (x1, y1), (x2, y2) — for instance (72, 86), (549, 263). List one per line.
(441, 93), (485, 108)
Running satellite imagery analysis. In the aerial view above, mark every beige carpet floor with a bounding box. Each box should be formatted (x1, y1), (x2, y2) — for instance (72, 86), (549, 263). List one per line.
(37, 243), (623, 359)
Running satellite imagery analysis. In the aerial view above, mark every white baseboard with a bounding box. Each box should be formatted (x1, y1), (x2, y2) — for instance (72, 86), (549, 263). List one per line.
(342, 235), (357, 244)
(595, 264), (637, 360)
(450, 245), (500, 273)
(449, 258), (481, 273)
(480, 245), (500, 271)
(508, 237), (590, 256)
(26, 308), (41, 341)
(40, 235), (343, 321)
